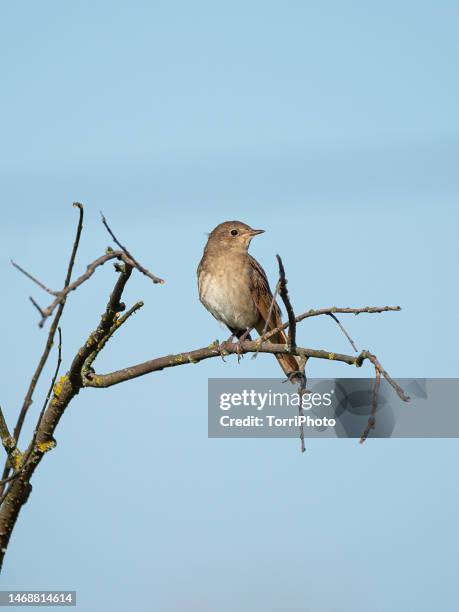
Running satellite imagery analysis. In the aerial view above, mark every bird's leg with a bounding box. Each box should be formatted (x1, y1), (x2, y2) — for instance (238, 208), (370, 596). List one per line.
(219, 328), (253, 363)
(218, 333), (235, 358)
(234, 328), (252, 363)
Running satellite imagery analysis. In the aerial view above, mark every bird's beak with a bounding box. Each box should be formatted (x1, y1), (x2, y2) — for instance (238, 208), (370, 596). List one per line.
(248, 228), (265, 236)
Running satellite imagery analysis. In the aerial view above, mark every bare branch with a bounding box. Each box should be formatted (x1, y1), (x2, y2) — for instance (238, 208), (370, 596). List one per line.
(327, 313), (358, 352)
(29, 296), (46, 319)
(11, 261), (57, 296)
(258, 305), (401, 344)
(357, 350), (410, 403)
(82, 340), (409, 406)
(0, 260), (137, 565)
(100, 212), (165, 285)
(360, 367), (381, 443)
(276, 254), (297, 350)
(33, 250), (124, 327)
(295, 356), (309, 453)
(0, 204), (84, 497)
(83, 300), (144, 380)
(68, 262), (134, 387)
(16, 226), (163, 327)
(14, 203), (83, 441)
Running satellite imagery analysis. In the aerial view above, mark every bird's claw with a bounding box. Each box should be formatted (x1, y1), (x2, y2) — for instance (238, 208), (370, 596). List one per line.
(235, 341), (245, 364)
(218, 341), (229, 362)
(219, 335), (246, 363)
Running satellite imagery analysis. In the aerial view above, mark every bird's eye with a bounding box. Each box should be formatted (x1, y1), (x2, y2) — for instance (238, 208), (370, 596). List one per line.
(230, 229), (238, 236)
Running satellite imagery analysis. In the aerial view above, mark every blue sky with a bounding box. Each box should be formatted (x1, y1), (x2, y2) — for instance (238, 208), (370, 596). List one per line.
(1, 2), (458, 611)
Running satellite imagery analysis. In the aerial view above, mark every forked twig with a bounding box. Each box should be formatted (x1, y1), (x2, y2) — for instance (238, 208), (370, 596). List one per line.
(13, 214), (163, 328)
(100, 212), (165, 285)
(357, 351), (409, 403)
(0, 204), (84, 497)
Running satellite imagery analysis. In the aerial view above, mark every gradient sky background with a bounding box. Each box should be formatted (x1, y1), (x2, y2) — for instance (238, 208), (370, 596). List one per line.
(1, 2), (458, 611)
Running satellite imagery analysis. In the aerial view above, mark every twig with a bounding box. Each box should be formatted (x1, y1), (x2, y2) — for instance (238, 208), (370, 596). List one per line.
(15, 203), (83, 440)
(258, 305), (401, 344)
(296, 357), (309, 453)
(357, 350), (410, 403)
(100, 212), (165, 285)
(32, 251), (125, 327)
(22, 247), (163, 327)
(14, 214), (164, 328)
(7, 331), (62, 497)
(276, 255), (296, 350)
(29, 296), (45, 318)
(327, 313), (358, 352)
(11, 261), (57, 295)
(360, 367), (381, 443)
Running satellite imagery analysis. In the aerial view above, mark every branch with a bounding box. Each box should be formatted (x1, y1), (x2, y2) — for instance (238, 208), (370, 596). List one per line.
(327, 313), (358, 352)
(14, 204), (83, 441)
(15, 246), (163, 327)
(295, 357), (309, 454)
(360, 367), (381, 443)
(258, 305), (401, 344)
(276, 255), (297, 350)
(100, 212), (165, 285)
(0, 261), (137, 568)
(68, 262), (134, 387)
(0, 203), (84, 497)
(356, 350), (410, 402)
(32, 250), (125, 327)
(82, 340), (409, 404)
(10, 261), (57, 296)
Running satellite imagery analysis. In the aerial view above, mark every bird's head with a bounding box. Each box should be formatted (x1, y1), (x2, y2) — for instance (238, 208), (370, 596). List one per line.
(206, 221), (264, 253)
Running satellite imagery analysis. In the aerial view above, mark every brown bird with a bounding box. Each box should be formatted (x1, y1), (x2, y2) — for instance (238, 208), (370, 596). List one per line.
(197, 220), (299, 379)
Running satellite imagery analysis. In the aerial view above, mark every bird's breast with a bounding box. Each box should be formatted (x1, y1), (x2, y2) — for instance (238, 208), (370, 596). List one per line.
(198, 255), (259, 331)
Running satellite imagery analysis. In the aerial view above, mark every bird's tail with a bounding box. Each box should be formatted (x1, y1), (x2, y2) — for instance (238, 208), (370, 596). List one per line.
(257, 324), (301, 381)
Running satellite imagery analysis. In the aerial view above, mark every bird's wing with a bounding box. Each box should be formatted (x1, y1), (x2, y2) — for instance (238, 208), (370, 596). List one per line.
(248, 255), (281, 331)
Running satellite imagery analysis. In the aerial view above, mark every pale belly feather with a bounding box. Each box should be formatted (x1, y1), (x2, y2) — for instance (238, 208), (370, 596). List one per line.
(199, 268), (259, 331)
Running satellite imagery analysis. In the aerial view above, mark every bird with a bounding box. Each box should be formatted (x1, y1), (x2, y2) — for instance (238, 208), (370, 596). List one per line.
(197, 220), (300, 379)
